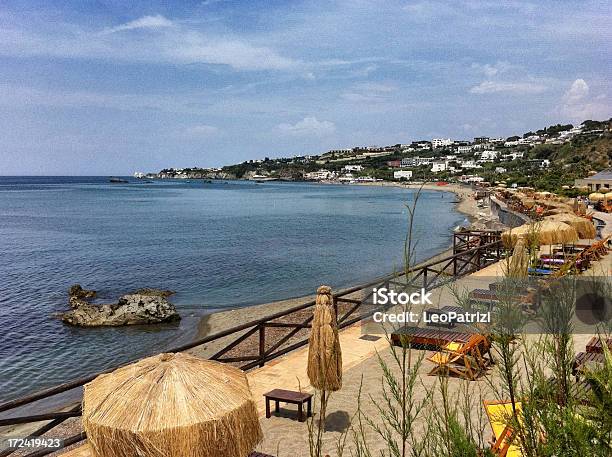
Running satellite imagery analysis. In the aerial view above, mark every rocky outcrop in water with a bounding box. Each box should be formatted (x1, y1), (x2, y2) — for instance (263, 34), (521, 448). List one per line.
(68, 284), (96, 300)
(60, 290), (180, 327)
(132, 288), (175, 298)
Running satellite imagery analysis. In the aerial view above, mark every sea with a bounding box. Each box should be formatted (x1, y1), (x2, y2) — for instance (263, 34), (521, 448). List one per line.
(0, 177), (464, 402)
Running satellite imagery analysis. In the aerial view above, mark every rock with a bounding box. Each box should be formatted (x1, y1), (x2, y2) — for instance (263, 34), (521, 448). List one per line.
(132, 288), (175, 298)
(68, 284), (96, 300)
(60, 294), (180, 327)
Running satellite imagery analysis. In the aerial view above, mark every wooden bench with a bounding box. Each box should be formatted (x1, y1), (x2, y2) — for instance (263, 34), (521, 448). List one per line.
(573, 351), (605, 377)
(264, 389), (312, 422)
(391, 326), (472, 350)
(586, 336), (612, 354)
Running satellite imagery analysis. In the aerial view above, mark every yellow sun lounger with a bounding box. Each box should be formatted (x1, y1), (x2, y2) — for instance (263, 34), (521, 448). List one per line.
(483, 400), (523, 457)
(428, 335), (491, 380)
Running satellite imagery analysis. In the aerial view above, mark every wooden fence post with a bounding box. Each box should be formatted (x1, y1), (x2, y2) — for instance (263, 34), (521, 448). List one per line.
(259, 324), (266, 367)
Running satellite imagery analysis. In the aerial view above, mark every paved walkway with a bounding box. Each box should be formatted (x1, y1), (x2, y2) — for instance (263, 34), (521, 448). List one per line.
(593, 210), (612, 238)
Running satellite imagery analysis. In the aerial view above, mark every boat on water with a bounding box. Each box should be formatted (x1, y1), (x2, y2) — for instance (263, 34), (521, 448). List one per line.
(109, 177), (129, 183)
(249, 175), (278, 183)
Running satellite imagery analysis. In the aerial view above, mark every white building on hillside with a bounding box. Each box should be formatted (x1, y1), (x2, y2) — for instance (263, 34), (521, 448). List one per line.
(343, 164), (364, 172)
(305, 169), (336, 181)
(431, 161), (447, 173)
(431, 138), (453, 149)
(394, 170), (413, 180)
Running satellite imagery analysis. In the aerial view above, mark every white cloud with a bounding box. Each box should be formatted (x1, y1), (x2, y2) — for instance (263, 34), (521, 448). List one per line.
(102, 15), (175, 34)
(471, 61), (513, 77)
(341, 81), (398, 103)
(0, 16), (297, 71)
(277, 117), (336, 136)
(559, 79), (610, 121)
(563, 78), (589, 104)
(470, 80), (547, 94)
(186, 124), (219, 136)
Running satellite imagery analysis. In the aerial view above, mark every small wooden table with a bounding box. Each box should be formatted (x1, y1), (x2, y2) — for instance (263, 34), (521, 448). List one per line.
(264, 389), (312, 422)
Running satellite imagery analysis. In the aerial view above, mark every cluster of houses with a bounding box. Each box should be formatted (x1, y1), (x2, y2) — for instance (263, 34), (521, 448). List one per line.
(149, 120), (608, 184)
(304, 165), (382, 183)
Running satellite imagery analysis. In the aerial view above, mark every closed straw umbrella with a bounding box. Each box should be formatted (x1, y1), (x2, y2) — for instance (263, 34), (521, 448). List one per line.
(83, 353), (262, 457)
(507, 237), (529, 278)
(307, 285), (342, 392)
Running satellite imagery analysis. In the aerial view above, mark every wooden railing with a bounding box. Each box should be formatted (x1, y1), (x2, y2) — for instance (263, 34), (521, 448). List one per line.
(0, 235), (503, 457)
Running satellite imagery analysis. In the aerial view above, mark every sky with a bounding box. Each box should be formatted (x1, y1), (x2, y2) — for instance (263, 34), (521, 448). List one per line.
(0, 0), (610, 175)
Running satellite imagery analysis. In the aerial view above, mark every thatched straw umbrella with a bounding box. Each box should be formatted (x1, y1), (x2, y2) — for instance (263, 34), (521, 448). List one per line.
(83, 353), (262, 457)
(507, 237), (529, 278)
(519, 196), (535, 209)
(544, 213), (596, 239)
(589, 192), (605, 202)
(307, 285), (342, 392)
(502, 221), (579, 248)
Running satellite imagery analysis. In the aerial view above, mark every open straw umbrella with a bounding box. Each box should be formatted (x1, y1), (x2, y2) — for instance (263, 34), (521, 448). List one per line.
(502, 221), (579, 248)
(307, 285), (342, 392)
(544, 213), (596, 239)
(83, 353), (262, 457)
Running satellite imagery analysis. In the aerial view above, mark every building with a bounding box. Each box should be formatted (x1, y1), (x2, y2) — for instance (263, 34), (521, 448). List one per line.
(431, 138), (453, 149)
(387, 160), (401, 168)
(478, 150), (499, 161)
(474, 136), (490, 144)
(394, 170), (413, 180)
(431, 161), (447, 173)
(305, 169), (336, 181)
(574, 168), (612, 191)
(343, 164), (364, 172)
(457, 145), (472, 154)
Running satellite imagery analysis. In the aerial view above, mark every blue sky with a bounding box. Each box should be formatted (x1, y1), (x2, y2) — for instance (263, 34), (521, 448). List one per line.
(0, 0), (610, 175)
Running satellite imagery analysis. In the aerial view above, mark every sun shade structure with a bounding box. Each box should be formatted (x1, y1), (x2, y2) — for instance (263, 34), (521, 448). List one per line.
(589, 192), (605, 202)
(544, 213), (596, 239)
(83, 352), (263, 457)
(502, 221), (579, 248)
(507, 237), (529, 278)
(307, 285), (342, 391)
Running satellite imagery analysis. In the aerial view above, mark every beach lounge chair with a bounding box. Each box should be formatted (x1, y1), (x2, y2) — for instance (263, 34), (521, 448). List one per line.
(427, 334), (491, 380)
(528, 267), (554, 276)
(483, 400), (524, 457)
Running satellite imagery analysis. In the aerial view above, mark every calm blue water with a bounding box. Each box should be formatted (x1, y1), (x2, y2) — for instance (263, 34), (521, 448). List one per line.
(0, 177), (463, 401)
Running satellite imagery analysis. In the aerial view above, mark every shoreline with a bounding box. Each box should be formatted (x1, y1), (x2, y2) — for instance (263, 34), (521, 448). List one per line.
(190, 182), (487, 345)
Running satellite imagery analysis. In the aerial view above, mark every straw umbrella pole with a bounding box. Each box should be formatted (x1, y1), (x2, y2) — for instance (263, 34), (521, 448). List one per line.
(83, 353), (262, 457)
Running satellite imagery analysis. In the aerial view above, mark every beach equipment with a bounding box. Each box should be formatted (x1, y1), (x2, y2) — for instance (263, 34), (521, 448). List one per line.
(427, 334), (492, 380)
(507, 238), (529, 278)
(518, 196), (535, 209)
(502, 221), (578, 247)
(307, 285), (342, 391)
(82, 352), (262, 457)
(589, 192), (605, 202)
(501, 221), (579, 248)
(483, 400), (524, 457)
(544, 213), (596, 239)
